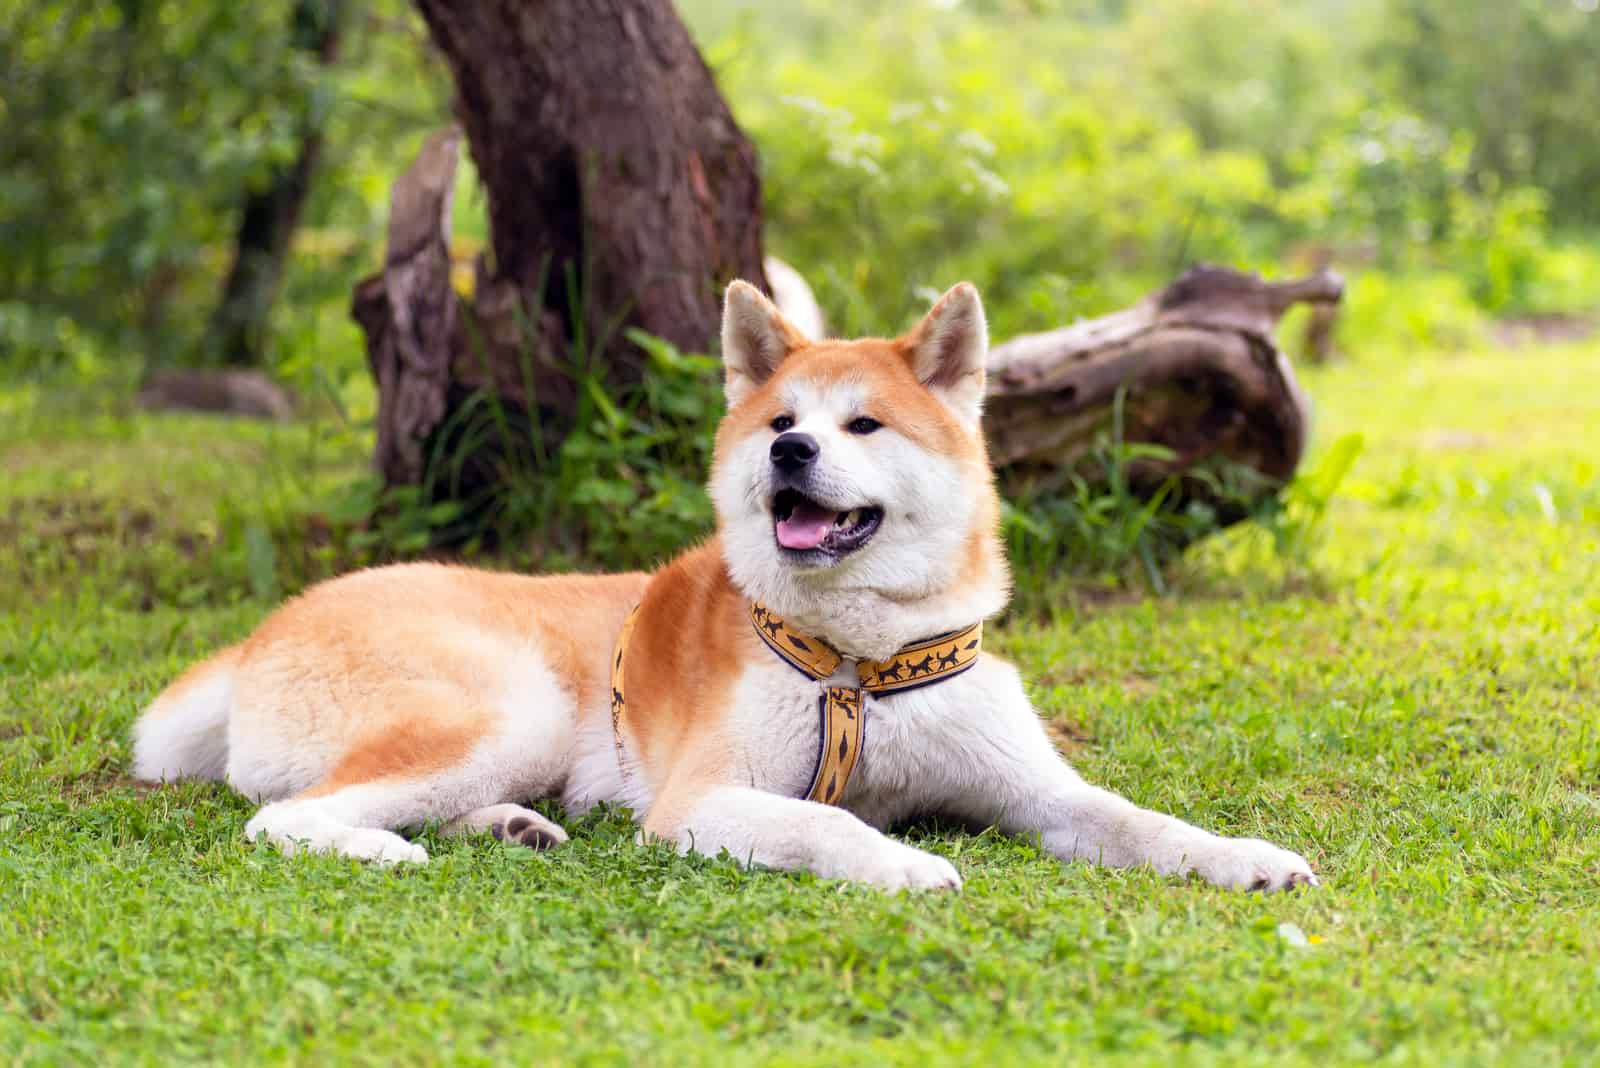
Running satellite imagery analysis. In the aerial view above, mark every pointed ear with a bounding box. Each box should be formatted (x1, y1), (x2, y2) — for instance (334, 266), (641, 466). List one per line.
(720, 280), (809, 407)
(903, 282), (987, 425)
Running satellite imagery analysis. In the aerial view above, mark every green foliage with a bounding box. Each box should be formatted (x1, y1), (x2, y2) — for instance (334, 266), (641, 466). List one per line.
(0, 0), (446, 374)
(5, 0), (1598, 387)
(1251, 432), (1365, 567)
(1373, 0), (1600, 229)
(1336, 271), (1488, 353)
(720, 5), (1282, 338)
(691, 0), (1600, 341)
(1003, 391), (1285, 607)
(337, 320), (724, 572)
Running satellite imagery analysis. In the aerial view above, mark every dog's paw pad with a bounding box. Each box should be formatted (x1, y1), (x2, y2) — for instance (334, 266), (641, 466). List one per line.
(493, 815), (566, 851)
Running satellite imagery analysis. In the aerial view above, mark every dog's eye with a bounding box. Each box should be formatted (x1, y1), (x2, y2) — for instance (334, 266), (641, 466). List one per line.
(770, 414), (795, 433)
(846, 417), (882, 436)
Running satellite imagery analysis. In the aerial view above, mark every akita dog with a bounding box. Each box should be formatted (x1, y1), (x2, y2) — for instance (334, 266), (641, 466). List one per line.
(132, 281), (1317, 892)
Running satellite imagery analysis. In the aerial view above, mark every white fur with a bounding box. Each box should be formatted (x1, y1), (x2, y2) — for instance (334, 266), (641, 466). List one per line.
(131, 664), (233, 782)
(564, 715), (651, 818)
(229, 637), (589, 863)
(764, 256), (826, 340)
(662, 786), (961, 891)
(648, 653), (1315, 892)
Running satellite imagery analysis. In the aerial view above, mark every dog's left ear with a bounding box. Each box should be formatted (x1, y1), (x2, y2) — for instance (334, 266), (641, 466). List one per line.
(721, 280), (809, 408)
(903, 282), (987, 426)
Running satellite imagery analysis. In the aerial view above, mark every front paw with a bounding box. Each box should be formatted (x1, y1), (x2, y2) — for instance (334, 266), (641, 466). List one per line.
(1194, 836), (1318, 892)
(854, 842), (963, 893)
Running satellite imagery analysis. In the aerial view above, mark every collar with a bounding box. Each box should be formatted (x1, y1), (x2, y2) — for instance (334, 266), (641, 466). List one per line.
(747, 602), (983, 694)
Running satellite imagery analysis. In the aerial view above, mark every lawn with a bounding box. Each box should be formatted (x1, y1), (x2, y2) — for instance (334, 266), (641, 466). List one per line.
(2, 341), (1597, 1066)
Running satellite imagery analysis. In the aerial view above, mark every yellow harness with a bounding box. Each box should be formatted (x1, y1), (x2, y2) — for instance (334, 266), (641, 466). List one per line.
(610, 602), (982, 807)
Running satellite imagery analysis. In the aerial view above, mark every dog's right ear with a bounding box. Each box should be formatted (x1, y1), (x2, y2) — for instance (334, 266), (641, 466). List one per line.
(721, 280), (807, 407)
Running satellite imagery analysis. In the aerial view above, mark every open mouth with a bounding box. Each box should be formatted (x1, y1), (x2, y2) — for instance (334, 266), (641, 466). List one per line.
(771, 489), (883, 558)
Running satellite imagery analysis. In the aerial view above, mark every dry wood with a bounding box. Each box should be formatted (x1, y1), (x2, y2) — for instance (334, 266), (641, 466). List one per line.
(134, 368), (296, 421)
(352, 127), (460, 484)
(985, 264), (1341, 503)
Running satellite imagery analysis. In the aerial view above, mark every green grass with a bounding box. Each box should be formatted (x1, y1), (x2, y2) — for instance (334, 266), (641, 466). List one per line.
(3, 342), (1598, 1066)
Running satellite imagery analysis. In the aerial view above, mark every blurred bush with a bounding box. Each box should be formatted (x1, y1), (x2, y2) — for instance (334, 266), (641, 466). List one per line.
(2, 0), (1597, 382)
(0, 0), (447, 377)
(694, 0), (1600, 344)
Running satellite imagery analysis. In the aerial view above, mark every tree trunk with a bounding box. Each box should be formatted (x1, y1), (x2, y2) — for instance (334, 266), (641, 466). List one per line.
(354, 0), (767, 488)
(985, 264), (1340, 513)
(208, 0), (345, 367)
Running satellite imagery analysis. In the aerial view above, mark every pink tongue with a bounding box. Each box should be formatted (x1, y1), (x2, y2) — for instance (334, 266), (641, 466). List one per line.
(776, 500), (837, 550)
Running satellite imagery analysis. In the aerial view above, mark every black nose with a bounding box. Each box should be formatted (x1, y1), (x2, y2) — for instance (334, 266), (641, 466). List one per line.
(770, 431), (819, 472)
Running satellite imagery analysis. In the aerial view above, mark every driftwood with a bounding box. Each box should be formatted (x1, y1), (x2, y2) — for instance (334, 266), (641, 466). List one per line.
(354, 125), (1338, 517)
(985, 264), (1341, 506)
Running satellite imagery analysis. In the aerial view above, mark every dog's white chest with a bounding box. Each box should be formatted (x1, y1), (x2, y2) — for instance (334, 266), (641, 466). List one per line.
(724, 655), (1013, 829)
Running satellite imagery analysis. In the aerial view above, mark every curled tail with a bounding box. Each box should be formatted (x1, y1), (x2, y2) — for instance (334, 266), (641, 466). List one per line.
(131, 645), (241, 783)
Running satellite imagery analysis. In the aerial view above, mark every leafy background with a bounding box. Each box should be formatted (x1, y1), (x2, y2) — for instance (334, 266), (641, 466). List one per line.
(5, 0), (1598, 379)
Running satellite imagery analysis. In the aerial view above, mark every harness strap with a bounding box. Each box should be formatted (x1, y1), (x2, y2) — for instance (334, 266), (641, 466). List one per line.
(810, 686), (864, 807)
(608, 605), (641, 767)
(746, 603), (982, 805)
(608, 601), (981, 809)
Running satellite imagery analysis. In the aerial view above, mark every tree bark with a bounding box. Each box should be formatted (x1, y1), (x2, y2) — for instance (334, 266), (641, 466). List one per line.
(354, 0), (767, 487)
(208, 0), (345, 367)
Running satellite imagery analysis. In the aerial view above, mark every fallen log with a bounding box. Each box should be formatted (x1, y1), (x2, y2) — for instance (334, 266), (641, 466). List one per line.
(984, 264), (1340, 512)
(135, 368), (296, 421)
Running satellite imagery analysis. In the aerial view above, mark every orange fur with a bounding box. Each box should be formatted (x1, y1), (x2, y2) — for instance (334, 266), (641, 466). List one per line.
(304, 694), (490, 797)
(715, 337), (986, 463)
(614, 541), (755, 795)
(222, 565), (650, 800)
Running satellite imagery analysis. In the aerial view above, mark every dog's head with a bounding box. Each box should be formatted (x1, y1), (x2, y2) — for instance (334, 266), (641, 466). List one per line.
(710, 281), (1009, 650)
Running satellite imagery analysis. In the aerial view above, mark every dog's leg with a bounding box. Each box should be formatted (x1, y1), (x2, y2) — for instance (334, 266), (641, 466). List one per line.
(442, 803), (569, 850)
(945, 676), (1317, 891)
(1011, 773), (1316, 892)
(643, 785), (961, 891)
(245, 787), (431, 864)
(248, 786), (573, 864)
(234, 671), (578, 864)
(242, 711), (557, 864)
